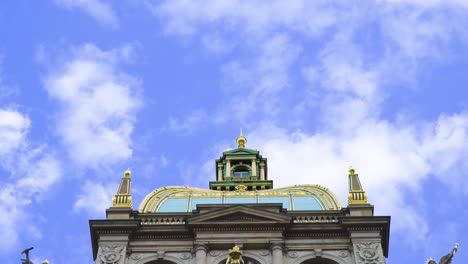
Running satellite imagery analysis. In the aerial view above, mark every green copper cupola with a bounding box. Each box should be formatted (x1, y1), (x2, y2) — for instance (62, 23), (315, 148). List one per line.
(209, 134), (272, 191)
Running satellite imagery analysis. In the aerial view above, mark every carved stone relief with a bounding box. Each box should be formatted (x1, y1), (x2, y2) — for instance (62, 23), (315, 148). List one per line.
(129, 253), (142, 260)
(98, 246), (124, 264)
(181, 252), (192, 260)
(287, 251), (298, 258)
(353, 242), (384, 264)
(338, 250), (349, 258)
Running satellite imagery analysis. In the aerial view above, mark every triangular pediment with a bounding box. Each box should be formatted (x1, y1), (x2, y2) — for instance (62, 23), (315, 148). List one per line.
(223, 148), (258, 155)
(187, 205), (291, 225)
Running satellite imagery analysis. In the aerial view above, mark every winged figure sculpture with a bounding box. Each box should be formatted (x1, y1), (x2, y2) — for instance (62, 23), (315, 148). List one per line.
(427, 244), (458, 264)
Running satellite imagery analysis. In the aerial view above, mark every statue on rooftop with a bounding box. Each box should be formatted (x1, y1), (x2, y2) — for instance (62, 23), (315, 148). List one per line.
(21, 247), (34, 264)
(427, 243), (458, 264)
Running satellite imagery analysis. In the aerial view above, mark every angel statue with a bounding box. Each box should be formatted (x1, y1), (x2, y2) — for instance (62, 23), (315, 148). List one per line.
(427, 243), (458, 264)
(226, 245), (245, 264)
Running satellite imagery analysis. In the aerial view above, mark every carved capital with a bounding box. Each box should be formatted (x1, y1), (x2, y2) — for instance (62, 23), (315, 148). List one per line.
(270, 242), (284, 252)
(194, 244), (209, 253)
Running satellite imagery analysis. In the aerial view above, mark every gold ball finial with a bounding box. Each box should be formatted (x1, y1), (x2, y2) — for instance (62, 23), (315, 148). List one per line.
(236, 135), (247, 148)
(349, 166), (356, 175)
(42, 260), (50, 264)
(124, 168), (131, 178)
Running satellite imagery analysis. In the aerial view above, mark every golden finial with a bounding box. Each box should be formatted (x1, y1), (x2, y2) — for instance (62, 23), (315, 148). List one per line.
(42, 260), (50, 264)
(124, 168), (131, 178)
(349, 166), (355, 175)
(236, 130), (247, 148)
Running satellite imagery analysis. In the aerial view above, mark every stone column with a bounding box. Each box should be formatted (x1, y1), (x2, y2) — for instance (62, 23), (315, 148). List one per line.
(195, 244), (208, 264)
(217, 164), (223, 181)
(226, 160), (231, 178)
(251, 160), (257, 178)
(271, 243), (284, 264)
(259, 163), (265, 180)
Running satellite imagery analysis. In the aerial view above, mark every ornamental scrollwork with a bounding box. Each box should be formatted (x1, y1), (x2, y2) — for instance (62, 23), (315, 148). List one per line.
(287, 251), (298, 258)
(99, 246), (124, 264)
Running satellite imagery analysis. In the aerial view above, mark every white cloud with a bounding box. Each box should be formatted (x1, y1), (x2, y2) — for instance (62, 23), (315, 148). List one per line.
(152, 0), (468, 249)
(215, 34), (301, 123)
(0, 109), (30, 156)
(152, 0), (340, 37)
(0, 153), (62, 251)
(74, 181), (116, 216)
(43, 44), (141, 170)
(202, 33), (233, 54)
(382, 0), (468, 9)
(247, 111), (467, 244)
(0, 109), (62, 252)
(168, 110), (207, 134)
(55, 0), (118, 28)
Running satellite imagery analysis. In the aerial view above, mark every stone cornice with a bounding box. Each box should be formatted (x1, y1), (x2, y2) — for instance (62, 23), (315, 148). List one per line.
(89, 219), (140, 260)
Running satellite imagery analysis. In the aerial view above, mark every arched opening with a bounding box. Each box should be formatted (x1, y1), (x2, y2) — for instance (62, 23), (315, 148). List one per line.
(146, 260), (179, 264)
(232, 165), (250, 178)
(300, 258), (340, 264)
(218, 256), (262, 264)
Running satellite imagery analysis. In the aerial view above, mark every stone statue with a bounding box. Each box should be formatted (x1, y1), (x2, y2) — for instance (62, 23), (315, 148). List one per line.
(226, 245), (245, 264)
(427, 243), (458, 264)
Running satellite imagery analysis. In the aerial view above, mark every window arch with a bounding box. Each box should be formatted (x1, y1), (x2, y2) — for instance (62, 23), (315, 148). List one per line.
(299, 258), (340, 264)
(145, 260), (179, 264)
(232, 165), (251, 178)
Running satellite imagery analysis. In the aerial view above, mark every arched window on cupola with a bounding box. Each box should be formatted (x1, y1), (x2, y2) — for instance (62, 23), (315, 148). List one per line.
(232, 165), (251, 179)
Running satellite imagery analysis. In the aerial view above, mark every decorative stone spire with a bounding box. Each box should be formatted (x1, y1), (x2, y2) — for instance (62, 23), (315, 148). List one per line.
(236, 132), (247, 148)
(112, 169), (133, 208)
(348, 167), (368, 205)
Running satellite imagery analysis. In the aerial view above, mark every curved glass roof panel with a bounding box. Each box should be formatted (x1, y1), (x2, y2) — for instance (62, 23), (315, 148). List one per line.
(158, 198), (188, 212)
(224, 197), (256, 204)
(139, 185), (342, 213)
(292, 196), (323, 210)
(258, 196), (291, 210)
(190, 197), (222, 210)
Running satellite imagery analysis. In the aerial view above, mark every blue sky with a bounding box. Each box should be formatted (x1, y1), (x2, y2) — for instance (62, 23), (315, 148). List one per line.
(0, 1), (467, 263)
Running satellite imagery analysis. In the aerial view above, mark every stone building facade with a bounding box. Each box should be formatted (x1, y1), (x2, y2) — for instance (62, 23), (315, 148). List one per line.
(90, 135), (390, 264)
